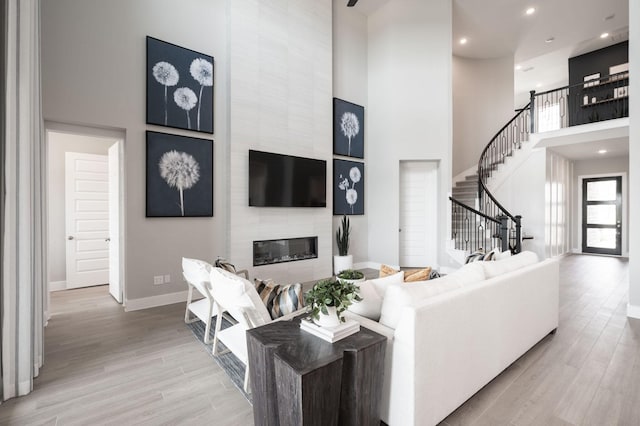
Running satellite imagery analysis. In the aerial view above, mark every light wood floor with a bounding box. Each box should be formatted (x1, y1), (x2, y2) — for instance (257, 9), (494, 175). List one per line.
(1, 254), (638, 425)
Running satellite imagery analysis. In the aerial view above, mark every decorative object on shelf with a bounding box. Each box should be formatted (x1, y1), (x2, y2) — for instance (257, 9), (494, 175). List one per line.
(592, 97), (597, 104)
(583, 72), (600, 88)
(334, 159), (364, 215)
(147, 36), (214, 134)
(614, 86), (628, 99)
(337, 269), (365, 285)
(609, 62), (629, 77)
(333, 98), (364, 158)
(305, 277), (362, 327)
(334, 214), (353, 274)
(146, 131), (213, 217)
(583, 95), (589, 105)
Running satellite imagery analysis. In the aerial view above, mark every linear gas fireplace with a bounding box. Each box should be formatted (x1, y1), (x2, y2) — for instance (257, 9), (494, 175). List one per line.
(253, 237), (318, 266)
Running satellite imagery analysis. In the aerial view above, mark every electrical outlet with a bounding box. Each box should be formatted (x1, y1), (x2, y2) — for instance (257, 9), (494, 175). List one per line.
(153, 275), (164, 285)
(164, 274), (171, 283)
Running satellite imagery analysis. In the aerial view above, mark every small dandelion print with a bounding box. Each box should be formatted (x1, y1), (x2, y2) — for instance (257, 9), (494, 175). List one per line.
(190, 58), (213, 131)
(174, 87), (198, 130)
(333, 159), (364, 215)
(152, 61), (179, 126)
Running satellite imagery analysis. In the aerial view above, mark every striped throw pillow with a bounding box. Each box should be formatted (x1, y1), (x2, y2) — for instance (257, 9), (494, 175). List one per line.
(465, 250), (486, 263)
(254, 279), (304, 319)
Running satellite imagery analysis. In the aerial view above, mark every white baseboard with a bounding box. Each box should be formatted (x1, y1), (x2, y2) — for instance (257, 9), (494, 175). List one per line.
(124, 290), (189, 312)
(627, 304), (640, 319)
(353, 261), (384, 270)
(49, 281), (67, 292)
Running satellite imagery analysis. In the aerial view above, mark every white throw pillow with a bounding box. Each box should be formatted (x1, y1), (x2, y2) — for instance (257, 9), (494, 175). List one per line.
(494, 249), (512, 260)
(347, 280), (384, 321)
(210, 267), (272, 328)
(369, 271), (405, 297)
(482, 250), (539, 279)
(446, 261), (486, 286)
(379, 276), (463, 329)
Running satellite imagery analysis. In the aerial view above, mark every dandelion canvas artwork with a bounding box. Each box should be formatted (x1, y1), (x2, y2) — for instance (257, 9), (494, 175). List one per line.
(333, 98), (364, 159)
(147, 37), (214, 134)
(333, 159), (364, 215)
(146, 131), (213, 217)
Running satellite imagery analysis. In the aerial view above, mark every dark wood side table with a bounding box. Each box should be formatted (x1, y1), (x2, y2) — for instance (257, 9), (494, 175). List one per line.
(247, 315), (386, 426)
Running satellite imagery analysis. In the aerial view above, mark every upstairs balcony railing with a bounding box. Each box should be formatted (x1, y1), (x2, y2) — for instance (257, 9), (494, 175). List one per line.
(530, 71), (629, 133)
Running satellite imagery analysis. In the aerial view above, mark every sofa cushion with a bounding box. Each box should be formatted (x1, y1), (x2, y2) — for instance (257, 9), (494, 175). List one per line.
(347, 279), (384, 320)
(495, 249), (512, 260)
(482, 251), (539, 279)
(404, 267), (432, 282)
(379, 275), (462, 329)
(447, 261), (486, 286)
(254, 278), (304, 320)
(379, 264), (400, 278)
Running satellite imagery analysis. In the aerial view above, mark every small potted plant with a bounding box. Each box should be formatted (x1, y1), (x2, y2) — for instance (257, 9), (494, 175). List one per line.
(336, 269), (365, 285)
(334, 215), (353, 274)
(305, 278), (362, 327)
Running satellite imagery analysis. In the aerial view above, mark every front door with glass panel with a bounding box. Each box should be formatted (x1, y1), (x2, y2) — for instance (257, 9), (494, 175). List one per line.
(582, 176), (622, 255)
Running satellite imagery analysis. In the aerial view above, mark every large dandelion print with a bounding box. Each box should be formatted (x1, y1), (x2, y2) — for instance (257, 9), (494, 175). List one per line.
(146, 131), (213, 218)
(159, 150), (200, 216)
(333, 159), (364, 215)
(147, 37), (215, 134)
(333, 98), (365, 159)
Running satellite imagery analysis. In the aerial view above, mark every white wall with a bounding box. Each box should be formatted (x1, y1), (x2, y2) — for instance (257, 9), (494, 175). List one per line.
(452, 55), (515, 176)
(571, 155), (629, 254)
(628, 0), (640, 318)
(41, 0), (229, 303)
(367, 0), (452, 269)
(227, 0), (333, 284)
(47, 131), (117, 285)
(332, 2), (368, 264)
(491, 150), (547, 258)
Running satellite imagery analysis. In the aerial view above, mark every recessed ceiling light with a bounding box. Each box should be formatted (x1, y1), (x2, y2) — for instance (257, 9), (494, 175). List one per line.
(459, 37), (468, 45)
(545, 37), (555, 43)
(598, 149), (607, 154)
(515, 65), (522, 70)
(525, 7), (536, 15)
(536, 83), (542, 88)
(600, 32), (609, 39)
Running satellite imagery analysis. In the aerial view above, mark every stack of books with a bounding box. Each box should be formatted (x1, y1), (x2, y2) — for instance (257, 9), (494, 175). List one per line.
(300, 317), (360, 343)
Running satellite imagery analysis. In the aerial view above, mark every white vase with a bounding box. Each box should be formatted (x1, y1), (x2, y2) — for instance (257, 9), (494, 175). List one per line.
(333, 255), (353, 275)
(336, 277), (365, 286)
(313, 306), (342, 328)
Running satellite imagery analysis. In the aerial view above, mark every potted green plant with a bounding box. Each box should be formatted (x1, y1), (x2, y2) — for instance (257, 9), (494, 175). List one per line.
(337, 269), (365, 285)
(305, 278), (362, 327)
(334, 215), (353, 274)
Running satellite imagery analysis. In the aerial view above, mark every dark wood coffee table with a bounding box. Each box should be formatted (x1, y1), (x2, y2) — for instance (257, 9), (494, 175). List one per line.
(246, 314), (386, 426)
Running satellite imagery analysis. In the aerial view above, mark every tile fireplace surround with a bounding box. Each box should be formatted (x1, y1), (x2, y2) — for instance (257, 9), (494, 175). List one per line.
(253, 237), (318, 266)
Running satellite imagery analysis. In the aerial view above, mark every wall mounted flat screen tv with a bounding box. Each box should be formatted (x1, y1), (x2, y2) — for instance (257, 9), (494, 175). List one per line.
(249, 150), (326, 207)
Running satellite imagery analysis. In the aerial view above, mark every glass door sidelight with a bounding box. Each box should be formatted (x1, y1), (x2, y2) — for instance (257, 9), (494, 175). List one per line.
(582, 176), (622, 255)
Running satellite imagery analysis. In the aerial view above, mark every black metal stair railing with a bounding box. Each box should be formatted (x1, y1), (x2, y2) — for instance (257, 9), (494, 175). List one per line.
(529, 71), (629, 133)
(450, 105), (529, 254)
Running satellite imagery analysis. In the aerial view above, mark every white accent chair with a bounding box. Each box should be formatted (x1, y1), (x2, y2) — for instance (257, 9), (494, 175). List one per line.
(182, 258), (228, 344)
(208, 267), (307, 393)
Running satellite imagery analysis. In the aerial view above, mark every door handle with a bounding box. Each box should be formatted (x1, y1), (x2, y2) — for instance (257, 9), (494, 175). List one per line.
(68, 236), (74, 240)
(105, 238), (111, 242)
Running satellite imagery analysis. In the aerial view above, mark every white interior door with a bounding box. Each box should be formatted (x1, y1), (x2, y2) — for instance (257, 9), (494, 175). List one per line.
(65, 152), (110, 288)
(108, 143), (122, 302)
(399, 161), (438, 267)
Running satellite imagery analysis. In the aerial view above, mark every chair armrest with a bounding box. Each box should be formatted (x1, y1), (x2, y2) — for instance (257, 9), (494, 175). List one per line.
(235, 269), (249, 280)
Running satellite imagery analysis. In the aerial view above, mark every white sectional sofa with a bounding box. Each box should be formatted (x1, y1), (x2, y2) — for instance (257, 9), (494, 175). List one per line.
(343, 251), (560, 426)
